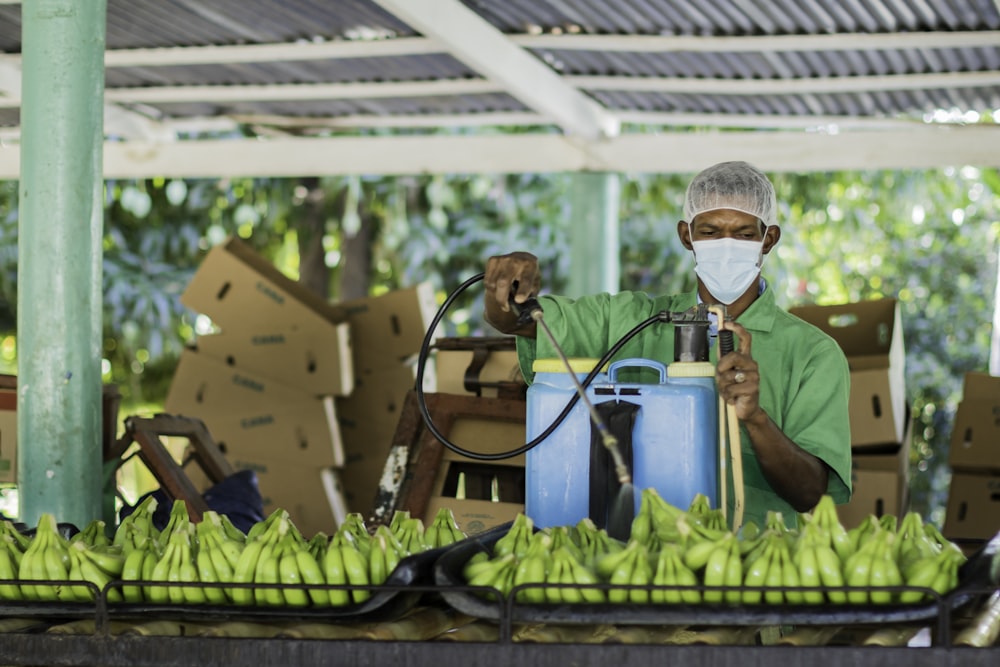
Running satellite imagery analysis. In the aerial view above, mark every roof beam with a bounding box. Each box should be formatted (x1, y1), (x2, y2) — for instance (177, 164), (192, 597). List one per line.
(0, 70), (980, 110)
(369, 0), (618, 140)
(569, 71), (1000, 95)
(512, 30), (1000, 53)
(2, 126), (997, 180)
(93, 31), (1000, 70)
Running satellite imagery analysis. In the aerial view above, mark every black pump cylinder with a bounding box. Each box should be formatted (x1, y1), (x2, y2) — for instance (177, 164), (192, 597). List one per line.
(674, 322), (710, 362)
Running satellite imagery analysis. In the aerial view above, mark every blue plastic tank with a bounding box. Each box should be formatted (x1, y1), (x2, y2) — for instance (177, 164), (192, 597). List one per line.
(525, 357), (719, 529)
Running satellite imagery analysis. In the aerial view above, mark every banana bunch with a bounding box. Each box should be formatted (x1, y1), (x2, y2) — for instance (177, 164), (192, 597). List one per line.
(463, 551), (517, 598)
(511, 532), (553, 603)
(62, 540), (126, 603)
(17, 513), (71, 601)
(72, 519), (112, 548)
(0, 520), (28, 601)
(493, 513), (534, 559)
(805, 495), (854, 563)
(548, 545), (605, 604)
(569, 518), (625, 570)
(393, 517), (428, 556)
(650, 543), (700, 604)
(699, 532), (743, 604)
(599, 539), (654, 603)
(899, 543), (966, 603)
(367, 530), (402, 587)
(423, 507), (467, 549)
(146, 524), (207, 605)
(843, 527), (902, 604)
(322, 529), (371, 606)
(792, 521), (847, 604)
(338, 513), (372, 559)
(743, 531), (803, 605)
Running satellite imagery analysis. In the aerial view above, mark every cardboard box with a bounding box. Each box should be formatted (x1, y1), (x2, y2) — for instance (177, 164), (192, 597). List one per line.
(943, 472), (1000, 541)
(836, 469), (907, 529)
(961, 372), (1000, 400)
(181, 236), (347, 335)
(435, 347), (522, 398)
(165, 348), (343, 467)
(0, 389), (15, 484)
(851, 408), (912, 473)
(948, 398), (1000, 473)
(790, 298), (906, 448)
(198, 401), (345, 469)
(424, 496), (523, 536)
(194, 325), (353, 397)
(421, 415), (526, 536)
(338, 283), (439, 374)
(225, 457), (347, 538)
(335, 364), (423, 515)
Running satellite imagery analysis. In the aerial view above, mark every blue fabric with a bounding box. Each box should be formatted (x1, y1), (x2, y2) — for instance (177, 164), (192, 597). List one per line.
(118, 469), (265, 534)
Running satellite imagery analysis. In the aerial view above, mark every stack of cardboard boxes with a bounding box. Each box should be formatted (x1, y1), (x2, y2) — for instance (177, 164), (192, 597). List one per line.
(790, 298), (911, 526)
(332, 285), (439, 517)
(165, 237), (437, 536)
(943, 372), (1000, 545)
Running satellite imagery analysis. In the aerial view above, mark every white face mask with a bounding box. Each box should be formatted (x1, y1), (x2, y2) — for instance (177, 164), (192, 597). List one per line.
(690, 232), (767, 305)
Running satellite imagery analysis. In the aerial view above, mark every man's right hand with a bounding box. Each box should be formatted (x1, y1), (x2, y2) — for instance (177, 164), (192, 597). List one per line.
(484, 251), (541, 337)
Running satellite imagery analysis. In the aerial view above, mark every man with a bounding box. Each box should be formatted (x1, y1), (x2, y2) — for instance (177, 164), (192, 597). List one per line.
(483, 161), (852, 528)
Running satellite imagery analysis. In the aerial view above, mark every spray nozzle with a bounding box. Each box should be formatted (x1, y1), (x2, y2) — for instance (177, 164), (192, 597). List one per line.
(510, 293), (544, 328)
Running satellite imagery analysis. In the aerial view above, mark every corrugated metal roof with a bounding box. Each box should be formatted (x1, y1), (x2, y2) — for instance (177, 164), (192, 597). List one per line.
(0, 0), (998, 176)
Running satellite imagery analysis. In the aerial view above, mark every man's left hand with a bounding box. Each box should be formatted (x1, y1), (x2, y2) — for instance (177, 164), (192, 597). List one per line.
(716, 320), (768, 426)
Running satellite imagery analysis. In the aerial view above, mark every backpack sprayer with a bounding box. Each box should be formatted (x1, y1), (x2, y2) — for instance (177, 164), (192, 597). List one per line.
(414, 273), (745, 538)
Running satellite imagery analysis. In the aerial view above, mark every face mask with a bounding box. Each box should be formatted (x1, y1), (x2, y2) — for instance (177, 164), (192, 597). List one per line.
(690, 232), (767, 305)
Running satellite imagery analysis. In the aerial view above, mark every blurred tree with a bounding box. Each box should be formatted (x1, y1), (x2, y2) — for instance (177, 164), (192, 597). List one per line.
(0, 166), (995, 525)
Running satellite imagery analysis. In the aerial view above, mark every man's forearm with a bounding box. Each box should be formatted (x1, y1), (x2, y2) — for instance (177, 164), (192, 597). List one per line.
(742, 408), (829, 512)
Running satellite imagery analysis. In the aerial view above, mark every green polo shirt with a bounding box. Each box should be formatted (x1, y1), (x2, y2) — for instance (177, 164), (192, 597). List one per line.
(515, 285), (852, 530)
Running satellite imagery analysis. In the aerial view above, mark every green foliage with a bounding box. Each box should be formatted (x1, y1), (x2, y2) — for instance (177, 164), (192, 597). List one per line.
(0, 166), (997, 525)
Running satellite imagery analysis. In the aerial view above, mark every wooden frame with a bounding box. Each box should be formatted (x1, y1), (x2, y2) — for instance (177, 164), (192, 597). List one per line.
(371, 390), (526, 526)
(112, 413), (234, 521)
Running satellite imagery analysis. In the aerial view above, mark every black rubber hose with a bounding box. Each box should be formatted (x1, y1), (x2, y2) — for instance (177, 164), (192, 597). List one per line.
(413, 273), (670, 461)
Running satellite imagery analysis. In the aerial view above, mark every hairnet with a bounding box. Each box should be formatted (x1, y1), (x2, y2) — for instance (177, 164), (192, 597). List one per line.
(683, 161), (778, 228)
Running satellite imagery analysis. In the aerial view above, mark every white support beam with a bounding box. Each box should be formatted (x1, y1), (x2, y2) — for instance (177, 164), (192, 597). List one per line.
(512, 30), (1000, 53)
(94, 31), (1000, 70)
(569, 71), (1000, 95)
(2, 126), (998, 180)
(103, 37), (445, 68)
(370, 0), (618, 140)
(0, 69), (986, 111)
(99, 79), (503, 106)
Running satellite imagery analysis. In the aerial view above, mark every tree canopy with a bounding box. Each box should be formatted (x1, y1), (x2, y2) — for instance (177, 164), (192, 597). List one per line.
(0, 166), (996, 524)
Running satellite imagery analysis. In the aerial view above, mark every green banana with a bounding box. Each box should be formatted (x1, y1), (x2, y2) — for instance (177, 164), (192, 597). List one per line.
(277, 542), (310, 608)
(567, 552), (606, 604)
(742, 540), (773, 604)
(607, 541), (642, 604)
(340, 543), (372, 604)
(194, 542), (227, 605)
(628, 547), (654, 604)
(294, 547), (329, 607)
(322, 545), (351, 606)
(796, 545), (824, 604)
(368, 534), (389, 587)
(0, 547), (22, 601)
(778, 544), (803, 604)
(556, 550), (584, 604)
(230, 536), (267, 606)
(701, 533), (737, 603)
(652, 547), (679, 604)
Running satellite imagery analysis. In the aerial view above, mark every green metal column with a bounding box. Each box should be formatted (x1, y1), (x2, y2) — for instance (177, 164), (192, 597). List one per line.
(567, 172), (620, 298)
(17, 0), (107, 527)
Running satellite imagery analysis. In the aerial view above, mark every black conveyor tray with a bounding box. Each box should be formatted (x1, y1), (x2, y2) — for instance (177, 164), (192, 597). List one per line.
(433, 527), (1000, 626)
